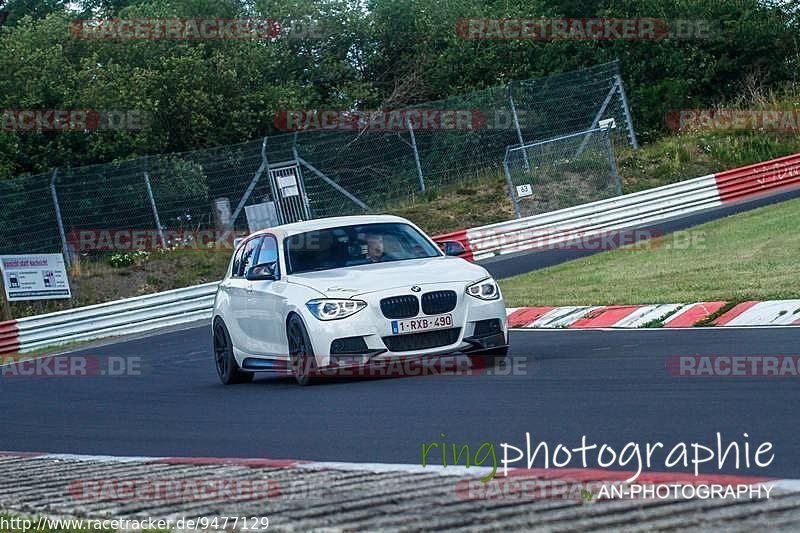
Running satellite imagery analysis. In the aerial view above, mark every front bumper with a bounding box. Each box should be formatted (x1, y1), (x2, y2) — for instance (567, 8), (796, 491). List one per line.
(301, 282), (508, 368)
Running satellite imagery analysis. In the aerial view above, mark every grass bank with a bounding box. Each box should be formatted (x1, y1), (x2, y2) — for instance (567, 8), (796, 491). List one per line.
(499, 197), (800, 306)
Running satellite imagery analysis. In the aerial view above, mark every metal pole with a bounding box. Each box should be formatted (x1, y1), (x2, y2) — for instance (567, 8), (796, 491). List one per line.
(49, 168), (71, 267)
(615, 73), (639, 149)
(292, 133), (313, 219)
(0, 274), (13, 321)
(143, 170), (166, 248)
(232, 137), (270, 226)
(502, 150), (522, 219)
(603, 127), (622, 196)
(296, 156), (370, 211)
(508, 82), (530, 173)
(406, 117), (426, 193)
(574, 79), (618, 157)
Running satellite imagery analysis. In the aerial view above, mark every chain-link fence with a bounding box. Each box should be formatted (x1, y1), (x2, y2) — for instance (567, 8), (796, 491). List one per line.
(1, 60), (636, 259)
(503, 123), (622, 218)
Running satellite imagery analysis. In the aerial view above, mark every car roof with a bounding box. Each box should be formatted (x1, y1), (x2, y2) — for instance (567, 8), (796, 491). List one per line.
(253, 214), (414, 238)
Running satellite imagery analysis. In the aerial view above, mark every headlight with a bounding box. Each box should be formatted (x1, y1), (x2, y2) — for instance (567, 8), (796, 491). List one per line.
(466, 278), (500, 300)
(306, 299), (367, 320)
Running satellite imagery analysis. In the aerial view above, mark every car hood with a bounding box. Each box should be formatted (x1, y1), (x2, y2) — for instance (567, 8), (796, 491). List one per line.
(286, 256), (490, 297)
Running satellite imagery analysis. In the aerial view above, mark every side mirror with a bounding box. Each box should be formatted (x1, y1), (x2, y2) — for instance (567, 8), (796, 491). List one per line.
(440, 240), (466, 257)
(246, 262), (277, 281)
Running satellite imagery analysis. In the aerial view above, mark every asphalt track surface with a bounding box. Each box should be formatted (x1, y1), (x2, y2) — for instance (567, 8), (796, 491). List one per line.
(1, 188), (799, 481)
(2, 326), (799, 480)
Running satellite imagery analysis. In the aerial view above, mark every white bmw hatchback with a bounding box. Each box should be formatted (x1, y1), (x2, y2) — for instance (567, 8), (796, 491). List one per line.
(212, 215), (508, 385)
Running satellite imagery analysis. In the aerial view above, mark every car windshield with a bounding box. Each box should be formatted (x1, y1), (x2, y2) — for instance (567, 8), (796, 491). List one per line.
(285, 222), (441, 274)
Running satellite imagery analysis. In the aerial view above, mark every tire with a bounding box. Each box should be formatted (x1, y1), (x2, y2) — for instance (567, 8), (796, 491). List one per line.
(213, 319), (254, 385)
(468, 346), (508, 369)
(485, 346), (509, 361)
(287, 314), (317, 386)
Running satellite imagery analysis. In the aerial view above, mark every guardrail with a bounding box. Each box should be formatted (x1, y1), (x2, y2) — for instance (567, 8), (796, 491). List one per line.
(435, 153), (800, 261)
(1, 152), (798, 355)
(0, 282), (218, 355)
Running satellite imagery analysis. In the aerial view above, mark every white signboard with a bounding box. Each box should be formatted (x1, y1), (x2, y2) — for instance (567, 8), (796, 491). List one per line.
(276, 172), (300, 197)
(276, 174), (297, 189)
(0, 254), (71, 301)
(280, 185), (300, 198)
(516, 184), (534, 198)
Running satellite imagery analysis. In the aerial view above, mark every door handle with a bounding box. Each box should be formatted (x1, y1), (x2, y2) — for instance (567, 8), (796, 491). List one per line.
(246, 284), (254, 293)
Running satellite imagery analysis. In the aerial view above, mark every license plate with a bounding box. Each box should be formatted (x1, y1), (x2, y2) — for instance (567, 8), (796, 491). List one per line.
(391, 314), (453, 334)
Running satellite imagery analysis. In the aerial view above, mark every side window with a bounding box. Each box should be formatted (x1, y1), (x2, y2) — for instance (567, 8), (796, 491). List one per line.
(256, 235), (280, 277)
(239, 237), (263, 277)
(231, 244), (245, 278)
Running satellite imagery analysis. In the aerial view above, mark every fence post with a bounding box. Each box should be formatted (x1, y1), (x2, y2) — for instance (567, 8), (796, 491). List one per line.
(292, 132), (313, 219)
(143, 170), (166, 248)
(574, 79), (618, 157)
(615, 73), (639, 149)
(406, 117), (426, 193)
(603, 127), (623, 196)
(502, 150), (522, 219)
(49, 168), (72, 267)
(508, 81), (530, 173)
(296, 156), (370, 212)
(223, 137), (270, 235)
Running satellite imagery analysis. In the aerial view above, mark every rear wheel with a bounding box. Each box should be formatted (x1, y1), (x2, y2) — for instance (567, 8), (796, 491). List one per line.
(287, 315), (317, 386)
(213, 319), (254, 385)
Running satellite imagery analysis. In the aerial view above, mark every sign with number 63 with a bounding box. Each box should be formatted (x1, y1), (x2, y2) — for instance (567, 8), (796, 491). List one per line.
(516, 184), (533, 198)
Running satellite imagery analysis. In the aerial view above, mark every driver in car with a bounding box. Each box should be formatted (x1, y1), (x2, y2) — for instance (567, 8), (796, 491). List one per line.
(365, 233), (394, 263)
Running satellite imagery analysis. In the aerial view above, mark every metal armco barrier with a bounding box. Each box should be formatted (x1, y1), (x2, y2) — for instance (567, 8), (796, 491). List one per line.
(714, 152), (800, 203)
(0, 282), (218, 355)
(435, 152), (800, 262)
(1, 152), (798, 355)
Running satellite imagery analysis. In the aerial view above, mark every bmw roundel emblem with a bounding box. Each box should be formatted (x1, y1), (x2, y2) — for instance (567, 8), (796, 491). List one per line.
(411, 286), (422, 293)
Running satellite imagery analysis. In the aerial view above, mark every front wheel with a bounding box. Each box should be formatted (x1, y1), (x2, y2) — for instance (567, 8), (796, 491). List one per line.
(213, 319), (254, 385)
(485, 346), (509, 361)
(287, 315), (317, 386)
(468, 346), (508, 371)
